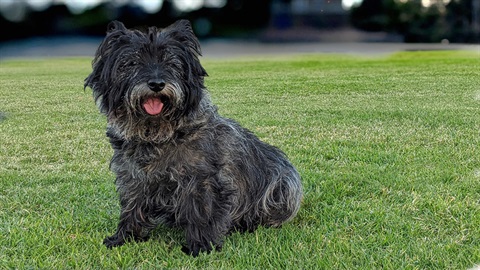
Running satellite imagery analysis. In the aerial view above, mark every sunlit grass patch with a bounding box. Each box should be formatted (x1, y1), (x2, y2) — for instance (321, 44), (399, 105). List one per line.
(1, 51), (479, 269)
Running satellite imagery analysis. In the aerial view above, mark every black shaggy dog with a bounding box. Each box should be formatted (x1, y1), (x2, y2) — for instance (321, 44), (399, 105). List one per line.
(85, 20), (302, 256)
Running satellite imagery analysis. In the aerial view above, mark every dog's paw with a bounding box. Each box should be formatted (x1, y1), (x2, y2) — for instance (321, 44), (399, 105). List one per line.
(181, 245), (198, 257)
(181, 243), (221, 257)
(104, 232), (150, 248)
(103, 234), (126, 248)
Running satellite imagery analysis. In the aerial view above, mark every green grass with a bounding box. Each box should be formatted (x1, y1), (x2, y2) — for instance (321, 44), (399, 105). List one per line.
(1, 51), (479, 269)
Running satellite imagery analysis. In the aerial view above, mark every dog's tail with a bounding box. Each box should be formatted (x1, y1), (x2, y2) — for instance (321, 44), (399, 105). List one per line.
(259, 161), (303, 227)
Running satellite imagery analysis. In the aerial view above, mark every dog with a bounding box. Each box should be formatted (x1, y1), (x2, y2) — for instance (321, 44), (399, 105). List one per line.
(84, 20), (302, 256)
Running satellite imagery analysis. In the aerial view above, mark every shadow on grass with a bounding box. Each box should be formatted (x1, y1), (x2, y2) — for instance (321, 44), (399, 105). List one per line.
(142, 223), (258, 254)
(148, 225), (186, 251)
(0, 112), (6, 122)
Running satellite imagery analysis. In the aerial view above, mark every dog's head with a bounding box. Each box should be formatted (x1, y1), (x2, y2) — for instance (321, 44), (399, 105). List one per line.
(84, 20), (207, 122)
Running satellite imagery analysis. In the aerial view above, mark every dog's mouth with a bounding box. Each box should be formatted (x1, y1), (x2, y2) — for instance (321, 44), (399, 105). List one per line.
(143, 97), (164, 115)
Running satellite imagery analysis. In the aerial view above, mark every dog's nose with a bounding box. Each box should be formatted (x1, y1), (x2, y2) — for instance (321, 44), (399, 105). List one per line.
(147, 79), (166, 92)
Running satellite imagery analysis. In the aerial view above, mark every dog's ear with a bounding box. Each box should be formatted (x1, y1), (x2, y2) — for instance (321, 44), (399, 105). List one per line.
(107, 21), (127, 33)
(163, 20), (203, 60)
(84, 20), (131, 115)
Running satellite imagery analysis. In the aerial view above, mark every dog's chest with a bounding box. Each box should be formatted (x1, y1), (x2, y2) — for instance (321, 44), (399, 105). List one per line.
(123, 142), (174, 173)
(119, 140), (202, 181)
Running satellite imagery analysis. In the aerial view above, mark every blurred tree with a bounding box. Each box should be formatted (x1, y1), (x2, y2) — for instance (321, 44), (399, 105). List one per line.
(350, 0), (394, 31)
(445, 0), (479, 42)
(349, 0), (479, 42)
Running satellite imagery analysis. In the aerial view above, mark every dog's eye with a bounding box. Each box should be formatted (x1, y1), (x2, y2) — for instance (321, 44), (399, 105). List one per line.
(118, 60), (138, 72)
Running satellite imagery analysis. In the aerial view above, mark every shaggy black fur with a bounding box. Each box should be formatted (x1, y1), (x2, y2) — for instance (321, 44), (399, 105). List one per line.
(85, 20), (302, 257)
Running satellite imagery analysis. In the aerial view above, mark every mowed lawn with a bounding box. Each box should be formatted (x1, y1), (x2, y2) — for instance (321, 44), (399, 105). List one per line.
(0, 51), (479, 269)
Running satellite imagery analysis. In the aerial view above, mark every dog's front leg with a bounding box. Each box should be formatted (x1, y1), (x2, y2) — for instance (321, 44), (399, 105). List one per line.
(104, 196), (151, 248)
(182, 223), (224, 257)
(179, 178), (234, 257)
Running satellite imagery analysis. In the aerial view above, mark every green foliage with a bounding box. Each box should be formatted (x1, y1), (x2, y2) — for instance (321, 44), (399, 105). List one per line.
(350, 0), (479, 42)
(1, 52), (479, 269)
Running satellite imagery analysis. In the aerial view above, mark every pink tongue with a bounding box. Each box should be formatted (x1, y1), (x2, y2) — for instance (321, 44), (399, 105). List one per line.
(143, 98), (164, 115)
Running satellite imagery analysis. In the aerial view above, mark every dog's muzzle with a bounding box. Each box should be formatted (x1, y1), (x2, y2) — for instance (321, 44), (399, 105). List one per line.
(142, 79), (167, 115)
(130, 81), (182, 116)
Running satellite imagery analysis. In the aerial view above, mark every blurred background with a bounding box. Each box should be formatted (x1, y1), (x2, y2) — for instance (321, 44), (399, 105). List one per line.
(0, 0), (479, 58)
